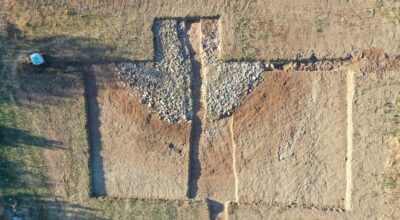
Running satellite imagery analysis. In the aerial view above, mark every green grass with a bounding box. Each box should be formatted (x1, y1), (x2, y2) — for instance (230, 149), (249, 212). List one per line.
(383, 94), (400, 137)
(382, 92), (400, 202)
(383, 176), (397, 189)
(0, 41), (52, 219)
(375, 0), (385, 8)
(234, 16), (266, 60)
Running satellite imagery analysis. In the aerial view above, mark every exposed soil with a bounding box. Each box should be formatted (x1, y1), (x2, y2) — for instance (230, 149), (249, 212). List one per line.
(226, 51), (400, 220)
(30, 20), (400, 220)
(87, 64), (191, 199)
(233, 70), (348, 208)
(2, 1), (400, 219)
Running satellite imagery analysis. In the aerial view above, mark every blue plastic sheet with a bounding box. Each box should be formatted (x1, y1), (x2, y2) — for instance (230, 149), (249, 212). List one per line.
(29, 53), (45, 65)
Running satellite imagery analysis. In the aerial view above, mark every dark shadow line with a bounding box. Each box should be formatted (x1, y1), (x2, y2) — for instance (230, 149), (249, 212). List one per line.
(153, 15), (220, 21)
(83, 68), (105, 197)
(0, 126), (64, 149)
(208, 199), (224, 220)
(221, 53), (353, 67)
(184, 20), (202, 199)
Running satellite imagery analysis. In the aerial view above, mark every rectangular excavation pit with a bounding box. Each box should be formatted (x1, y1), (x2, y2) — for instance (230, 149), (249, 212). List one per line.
(85, 17), (224, 200)
(232, 70), (349, 209)
(86, 65), (191, 199)
(90, 16), (256, 203)
(85, 16), (353, 213)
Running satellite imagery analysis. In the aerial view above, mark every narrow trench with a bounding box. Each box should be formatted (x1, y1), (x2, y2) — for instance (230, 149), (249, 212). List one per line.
(186, 19), (203, 199)
(83, 69), (105, 197)
(186, 19), (225, 220)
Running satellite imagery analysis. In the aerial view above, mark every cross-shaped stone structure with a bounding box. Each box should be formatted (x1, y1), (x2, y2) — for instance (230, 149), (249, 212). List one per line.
(112, 17), (353, 219)
(116, 17), (267, 203)
(116, 18), (266, 123)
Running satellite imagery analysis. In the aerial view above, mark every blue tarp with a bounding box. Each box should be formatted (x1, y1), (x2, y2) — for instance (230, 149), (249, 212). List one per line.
(29, 53), (45, 65)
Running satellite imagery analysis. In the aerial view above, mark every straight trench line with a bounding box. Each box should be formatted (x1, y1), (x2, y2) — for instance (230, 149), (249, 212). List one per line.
(230, 116), (239, 202)
(345, 70), (354, 211)
(187, 21), (203, 199)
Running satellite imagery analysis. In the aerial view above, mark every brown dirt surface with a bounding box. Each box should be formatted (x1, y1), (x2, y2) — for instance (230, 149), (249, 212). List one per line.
(226, 52), (400, 219)
(4, 0), (400, 60)
(350, 54), (400, 219)
(2, 1), (400, 219)
(233, 70), (348, 208)
(197, 118), (236, 202)
(88, 64), (191, 199)
(187, 19), (236, 203)
(14, 66), (86, 201)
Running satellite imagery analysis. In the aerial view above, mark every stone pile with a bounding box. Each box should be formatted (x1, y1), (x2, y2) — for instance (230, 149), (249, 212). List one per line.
(200, 19), (265, 118)
(116, 18), (266, 123)
(116, 19), (193, 123)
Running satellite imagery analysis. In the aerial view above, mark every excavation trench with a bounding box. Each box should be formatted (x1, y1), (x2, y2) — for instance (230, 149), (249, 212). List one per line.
(186, 19), (229, 219)
(84, 68), (105, 197)
(85, 17), (359, 218)
(187, 20), (204, 199)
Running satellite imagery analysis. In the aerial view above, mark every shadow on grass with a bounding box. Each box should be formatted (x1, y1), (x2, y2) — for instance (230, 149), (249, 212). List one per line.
(3, 23), (126, 195)
(0, 24), (120, 219)
(0, 126), (63, 149)
(8, 30), (132, 107)
(0, 140), (108, 220)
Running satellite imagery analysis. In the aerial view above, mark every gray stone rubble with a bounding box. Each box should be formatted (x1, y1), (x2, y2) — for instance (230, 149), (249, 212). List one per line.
(116, 20), (193, 123)
(200, 20), (265, 118)
(116, 18), (266, 123)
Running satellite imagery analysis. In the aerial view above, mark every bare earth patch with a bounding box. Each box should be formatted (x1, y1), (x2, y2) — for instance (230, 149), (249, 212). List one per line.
(1, 1), (400, 219)
(88, 65), (191, 199)
(233, 70), (347, 208)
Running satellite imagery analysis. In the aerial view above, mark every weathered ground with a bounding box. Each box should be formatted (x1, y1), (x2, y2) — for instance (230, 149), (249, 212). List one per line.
(225, 51), (400, 220)
(233, 70), (348, 208)
(3, 0), (400, 60)
(0, 1), (399, 220)
(89, 64), (191, 199)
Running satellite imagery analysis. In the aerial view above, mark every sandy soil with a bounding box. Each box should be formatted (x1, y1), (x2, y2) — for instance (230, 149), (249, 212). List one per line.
(197, 117), (236, 202)
(226, 51), (400, 219)
(233, 70), (348, 208)
(350, 51), (400, 219)
(87, 65), (191, 199)
(64, 22), (399, 220)
(2, 1), (400, 219)
(187, 19), (236, 203)
(225, 202), (347, 220)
